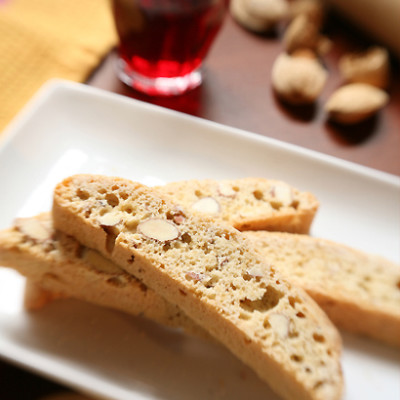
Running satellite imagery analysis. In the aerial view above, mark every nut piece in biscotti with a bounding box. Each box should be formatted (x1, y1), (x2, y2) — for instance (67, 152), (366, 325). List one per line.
(230, 0), (288, 33)
(272, 52), (328, 105)
(156, 177), (319, 233)
(338, 46), (390, 89)
(245, 231), (400, 347)
(0, 213), (204, 337)
(52, 174), (343, 400)
(325, 83), (389, 124)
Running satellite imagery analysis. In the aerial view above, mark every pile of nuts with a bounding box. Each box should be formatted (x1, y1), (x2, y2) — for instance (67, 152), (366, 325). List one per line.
(230, 0), (391, 124)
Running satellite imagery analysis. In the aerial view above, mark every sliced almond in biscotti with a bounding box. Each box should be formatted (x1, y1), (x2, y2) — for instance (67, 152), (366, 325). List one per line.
(52, 174), (343, 400)
(0, 213), (204, 337)
(156, 177), (319, 233)
(245, 231), (400, 347)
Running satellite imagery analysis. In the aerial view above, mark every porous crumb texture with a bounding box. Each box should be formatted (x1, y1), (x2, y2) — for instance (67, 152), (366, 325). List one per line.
(245, 231), (400, 346)
(156, 178), (319, 233)
(0, 213), (202, 335)
(52, 175), (343, 400)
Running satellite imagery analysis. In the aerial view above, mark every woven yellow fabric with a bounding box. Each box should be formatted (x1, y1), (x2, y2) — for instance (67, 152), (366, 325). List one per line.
(0, 0), (118, 132)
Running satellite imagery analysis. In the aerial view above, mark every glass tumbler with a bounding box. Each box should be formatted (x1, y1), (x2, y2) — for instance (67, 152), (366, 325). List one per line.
(111, 0), (229, 96)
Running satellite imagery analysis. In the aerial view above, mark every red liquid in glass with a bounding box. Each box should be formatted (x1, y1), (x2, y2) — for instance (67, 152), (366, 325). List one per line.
(113, 0), (227, 79)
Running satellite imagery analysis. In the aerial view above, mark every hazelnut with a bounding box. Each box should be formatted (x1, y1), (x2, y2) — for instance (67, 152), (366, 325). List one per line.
(271, 52), (328, 105)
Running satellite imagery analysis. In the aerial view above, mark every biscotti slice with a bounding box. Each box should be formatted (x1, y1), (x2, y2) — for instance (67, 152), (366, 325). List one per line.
(24, 279), (66, 310)
(0, 214), (204, 336)
(52, 174), (343, 400)
(156, 177), (319, 233)
(245, 231), (400, 347)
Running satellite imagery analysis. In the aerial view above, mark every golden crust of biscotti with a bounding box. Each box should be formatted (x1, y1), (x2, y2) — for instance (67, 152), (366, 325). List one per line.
(156, 177), (319, 233)
(24, 279), (66, 310)
(52, 174), (343, 400)
(0, 213), (204, 336)
(245, 231), (400, 347)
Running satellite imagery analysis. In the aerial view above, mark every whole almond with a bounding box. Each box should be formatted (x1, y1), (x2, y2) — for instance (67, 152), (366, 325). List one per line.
(325, 83), (389, 124)
(283, 14), (319, 54)
(283, 14), (331, 56)
(339, 46), (390, 89)
(271, 52), (328, 105)
(230, 0), (288, 33)
(246, 0), (289, 21)
(289, 0), (324, 27)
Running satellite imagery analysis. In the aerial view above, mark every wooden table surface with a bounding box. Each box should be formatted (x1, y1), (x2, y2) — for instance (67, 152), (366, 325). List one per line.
(1, 7), (399, 400)
(88, 10), (400, 176)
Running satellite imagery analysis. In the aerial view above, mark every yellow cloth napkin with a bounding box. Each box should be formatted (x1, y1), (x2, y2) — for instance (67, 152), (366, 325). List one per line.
(0, 0), (118, 132)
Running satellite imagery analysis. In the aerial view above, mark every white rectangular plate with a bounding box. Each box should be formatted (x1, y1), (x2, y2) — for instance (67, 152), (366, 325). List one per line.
(0, 80), (399, 400)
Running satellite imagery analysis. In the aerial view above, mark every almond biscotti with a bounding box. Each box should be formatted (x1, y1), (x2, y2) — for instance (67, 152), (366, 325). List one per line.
(0, 213), (203, 336)
(9, 214), (398, 347)
(245, 231), (400, 347)
(156, 177), (319, 233)
(24, 280), (65, 310)
(52, 174), (343, 400)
